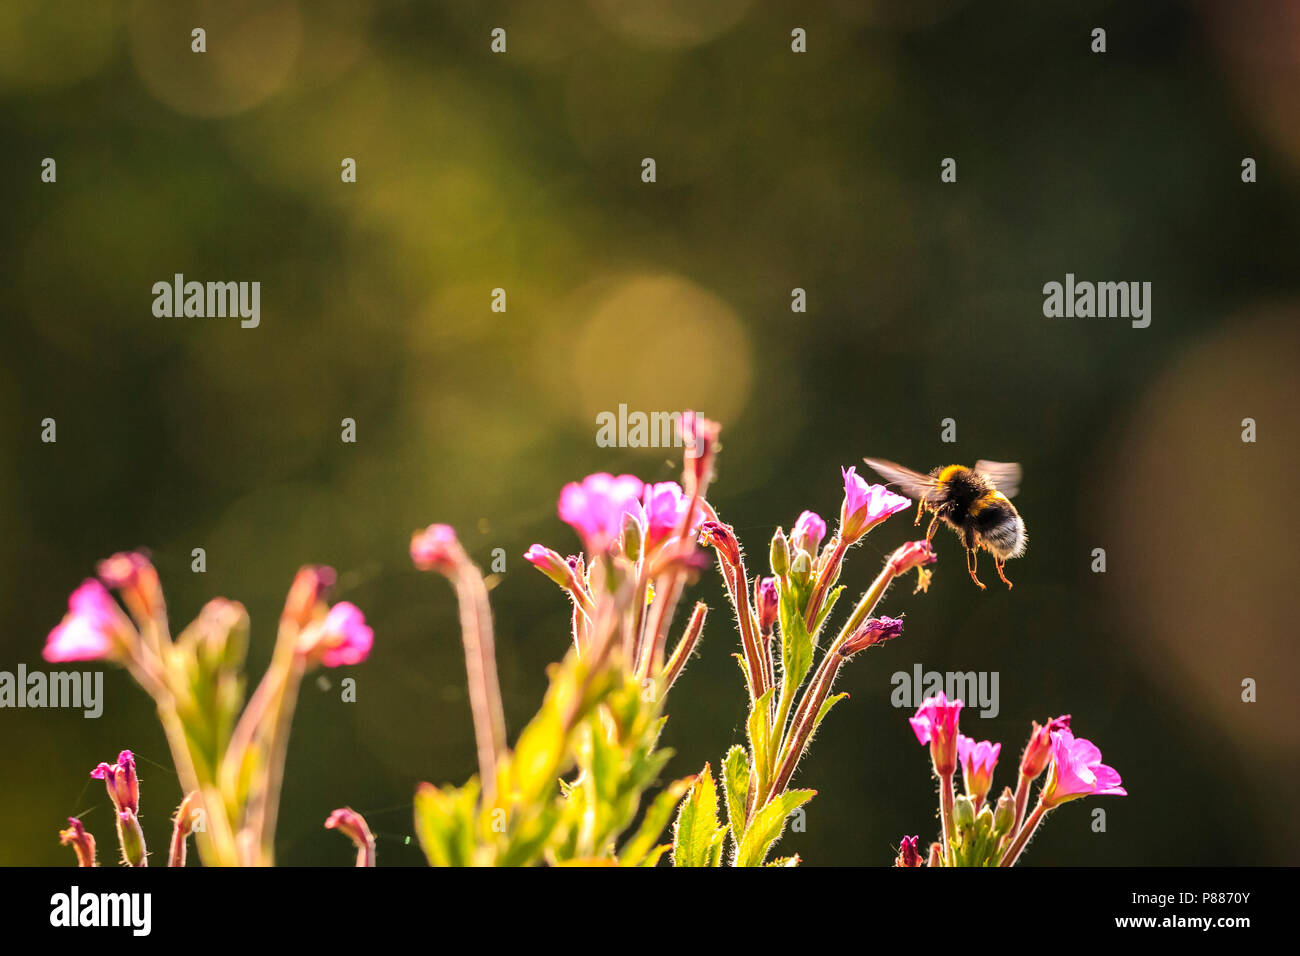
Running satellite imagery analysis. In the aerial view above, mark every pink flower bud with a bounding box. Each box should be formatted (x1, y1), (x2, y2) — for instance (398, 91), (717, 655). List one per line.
(791, 511), (827, 557)
(839, 467), (910, 543)
(894, 835), (922, 868)
(681, 412), (720, 493)
(97, 551), (164, 621)
(410, 523), (463, 574)
(841, 615), (904, 656)
(43, 580), (127, 662)
(282, 565), (337, 629)
(58, 817), (96, 868)
(1020, 714), (1071, 780)
(325, 806), (376, 867)
(755, 576), (778, 634)
(90, 749), (139, 815)
(909, 692), (963, 776)
(523, 544), (574, 587)
(698, 521), (741, 568)
(887, 539), (938, 576)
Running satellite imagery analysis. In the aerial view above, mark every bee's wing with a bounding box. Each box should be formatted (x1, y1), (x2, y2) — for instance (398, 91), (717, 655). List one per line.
(973, 460), (1022, 499)
(863, 458), (942, 504)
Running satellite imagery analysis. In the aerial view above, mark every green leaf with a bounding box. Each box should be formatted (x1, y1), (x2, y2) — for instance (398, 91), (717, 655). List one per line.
(735, 789), (815, 867)
(812, 692), (850, 737)
(707, 830), (727, 867)
(414, 778), (480, 867)
(622, 776), (693, 867)
(721, 745), (751, 841)
(811, 585), (844, 639)
(766, 855), (800, 867)
(671, 765), (722, 867)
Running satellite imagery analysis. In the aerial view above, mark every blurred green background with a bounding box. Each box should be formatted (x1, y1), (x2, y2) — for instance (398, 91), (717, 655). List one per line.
(1, 0), (1297, 866)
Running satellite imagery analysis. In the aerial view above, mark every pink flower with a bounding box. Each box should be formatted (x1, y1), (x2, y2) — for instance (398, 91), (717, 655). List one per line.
(641, 481), (704, 549)
(791, 510), (827, 556)
(909, 692), (963, 775)
(298, 602), (373, 667)
(558, 473), (645, 555)
(43, 580), (123, 662)
(957, 735), (1001, 805)
(1040, 727), (1126, 808)
(90, 749), (139, 815)
(839, 467), (910, 543)
(410, 523), (462, 573)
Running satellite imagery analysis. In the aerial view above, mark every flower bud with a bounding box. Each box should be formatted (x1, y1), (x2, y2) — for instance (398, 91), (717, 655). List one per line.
(993, 786), (1016, 835)
(169, 792), (201, 868)
(184, 598), (249, 674)
(97, 551), (165, 623)
(58, 817), (96, 868)
(91, 750), (139, 815)
(116, 809), (147, 867)
(755, 577), (778, 634)
(887, 539), (938, 576)
(927, 841), (943, 867)
(789, 549), (812, 587)
(523, 544), (575, 588)
(325, 806), (376, 867)
(681, 412), (720, 495)
(894, 834), (922, 868)
(791, 511), (827, 557)
(410, 523), (464, 575)
(770, 528), (790, 576)
(840, 615), (904, 656)
(282, 565), (336, 630)
(1020, 714), (1071, 780)
(953, 793), (976, 830)
(699, 521), (741, 569)
(620, 510), (644, 561)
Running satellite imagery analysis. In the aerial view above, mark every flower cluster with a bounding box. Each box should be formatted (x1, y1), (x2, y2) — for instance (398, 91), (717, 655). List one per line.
(901, 696), (1125, 866)
(523, 419), (720, 689)
(42, 414), (1129, 869)
(46, 552), (374, 867)
(671, 460), (934, 866)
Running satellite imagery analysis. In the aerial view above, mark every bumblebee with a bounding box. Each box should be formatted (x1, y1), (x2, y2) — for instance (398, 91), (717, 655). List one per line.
(863, 458), (1026, 590)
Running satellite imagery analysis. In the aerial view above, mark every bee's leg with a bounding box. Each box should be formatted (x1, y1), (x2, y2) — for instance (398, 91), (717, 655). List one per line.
(925, 511), (942, 543)
(914, 498), (926, 527)
(994, 556), (1014, 590)
(966, 547), (987, 590)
